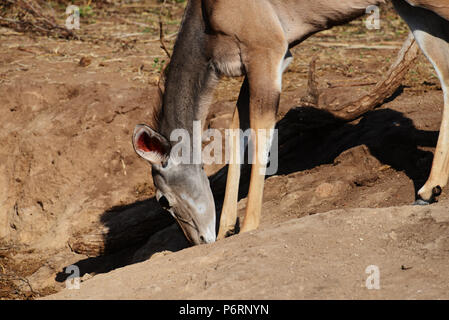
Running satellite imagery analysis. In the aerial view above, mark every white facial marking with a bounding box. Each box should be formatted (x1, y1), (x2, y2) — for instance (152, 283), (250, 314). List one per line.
(180, 193), (206, 214)
(197, 203), (206, 215)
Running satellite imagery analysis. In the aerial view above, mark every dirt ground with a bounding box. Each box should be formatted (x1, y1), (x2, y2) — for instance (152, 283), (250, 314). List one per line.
(46, 201), (449, 300)
(1, 1), (448, 299)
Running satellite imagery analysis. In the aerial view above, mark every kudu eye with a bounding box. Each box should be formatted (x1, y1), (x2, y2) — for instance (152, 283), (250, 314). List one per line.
(158, 195), (171, 210)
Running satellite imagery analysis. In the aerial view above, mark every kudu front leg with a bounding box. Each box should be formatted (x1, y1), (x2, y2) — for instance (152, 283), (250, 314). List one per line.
(218, 78), (250, 240)
(218, 50), (293, 237)
(239, 50), (286, 233)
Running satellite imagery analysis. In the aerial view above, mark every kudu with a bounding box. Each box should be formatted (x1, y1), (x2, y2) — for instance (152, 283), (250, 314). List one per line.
(133, 0), (449, 244)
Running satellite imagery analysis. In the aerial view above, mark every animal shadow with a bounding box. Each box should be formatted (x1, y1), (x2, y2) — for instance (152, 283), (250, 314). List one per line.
(56, 105), (438, 282)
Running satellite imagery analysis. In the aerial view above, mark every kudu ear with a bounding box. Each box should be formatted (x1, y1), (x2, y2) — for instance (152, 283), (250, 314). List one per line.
(133, 124), (171, 166)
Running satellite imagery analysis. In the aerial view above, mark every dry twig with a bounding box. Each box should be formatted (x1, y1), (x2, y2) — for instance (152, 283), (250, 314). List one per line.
(158, 0), (172, 59)
(0, 0), (77, 39)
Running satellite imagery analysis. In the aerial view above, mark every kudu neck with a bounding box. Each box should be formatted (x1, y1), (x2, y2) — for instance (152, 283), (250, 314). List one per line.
(159, 0), (213, 142)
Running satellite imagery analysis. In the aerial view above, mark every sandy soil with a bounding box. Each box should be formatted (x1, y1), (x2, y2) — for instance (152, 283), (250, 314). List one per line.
(46, 200), (449, 300)
(1, 1), (448, 299)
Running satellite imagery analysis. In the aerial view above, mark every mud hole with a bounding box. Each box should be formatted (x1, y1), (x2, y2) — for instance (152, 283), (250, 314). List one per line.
(1, 1), (448, 299)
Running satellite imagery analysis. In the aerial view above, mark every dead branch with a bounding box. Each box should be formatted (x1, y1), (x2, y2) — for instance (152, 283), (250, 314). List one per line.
(0, 0), (76, 39)
(326, 76), (377, 88)
(156, 0), (172, 102)
(115, 16), (152, 29)
(0, 272), (35, 295)
(158, 0), (172, 59)
(302, 32), (420, 121)
(313, 42), (402, 50)
(302, 55), (320, 106)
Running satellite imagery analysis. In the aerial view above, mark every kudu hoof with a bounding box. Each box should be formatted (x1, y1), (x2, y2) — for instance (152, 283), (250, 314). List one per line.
(413, 186), (442, 206)
(413, 199), (431, 206)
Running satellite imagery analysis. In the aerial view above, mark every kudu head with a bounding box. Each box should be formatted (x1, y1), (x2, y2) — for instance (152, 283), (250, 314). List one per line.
(133, 124), (216, 245)
(132, 0), (218, 245)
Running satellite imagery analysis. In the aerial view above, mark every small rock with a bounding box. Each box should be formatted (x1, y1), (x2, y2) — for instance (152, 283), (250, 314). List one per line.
(81, 273), (93, 282)
(79, 56), (92, 67)
(315, 183), (335, 198)
(389, 231), (398, 241)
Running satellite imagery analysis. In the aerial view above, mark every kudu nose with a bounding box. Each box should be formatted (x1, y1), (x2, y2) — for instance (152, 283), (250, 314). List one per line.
(199, 230), (216, 244)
